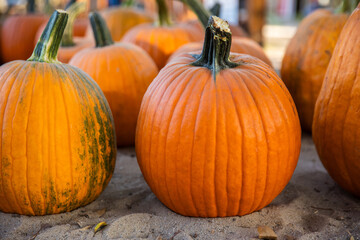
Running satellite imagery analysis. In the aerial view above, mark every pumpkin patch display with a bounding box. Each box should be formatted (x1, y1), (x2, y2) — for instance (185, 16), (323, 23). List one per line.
(168, 36), (272, 66)
(122, 0), (203, 69)
(281, 8), (348, 132)
(1, 14), (47, 62)
(313, 3), (360, 197)
(136, 16), (301, 217)
(69, 12), (158, 147)
(0, 10), (116, 215)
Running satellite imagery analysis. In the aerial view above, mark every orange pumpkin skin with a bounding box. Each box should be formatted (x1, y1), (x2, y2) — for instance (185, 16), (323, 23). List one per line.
(281, 9), (347, 132)
(73, 18), (89, 37)
(313, 5), (360, 197)
(136, 17), (301, 217)
(1, 15), (47, 62)
(85, 7), (154, 42)
(57, 37), (94, 63)
(70, 43), (158, 146)
(168, 37), (272, 66)
(122, 24), (198, 69)
(0, 11), (116, 215)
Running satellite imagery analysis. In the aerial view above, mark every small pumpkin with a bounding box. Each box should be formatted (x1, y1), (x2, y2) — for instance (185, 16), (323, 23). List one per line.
(313, 3), (360, 197)
(122, 0), (203, 69)
(136, 16), (301, 217)
(168, 36), (272, 66)
(1, 14), (48, 62)
(0, 10), (116, 215)
(281, 7), (348, 132)
(84, 2), (154, 42)
(70, 12), (158, 147)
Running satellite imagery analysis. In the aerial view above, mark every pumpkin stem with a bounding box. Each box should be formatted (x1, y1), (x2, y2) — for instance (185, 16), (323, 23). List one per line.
(209, 2), (221, 17)
(61, 1), (86, 47)
(156, 0), (172, 26)
(336, 0), (360, 13)
(180, 0), (210, 28)
(90, 12), (114, 47)
(191, 16), (239, 79)
(27, 0), (36, 13)
(65, 0), (77, 10)
(121, 0), (135, 7)
(28, 10), (68, 63)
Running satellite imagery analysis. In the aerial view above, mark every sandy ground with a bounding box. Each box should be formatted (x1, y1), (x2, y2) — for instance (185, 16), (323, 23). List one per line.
(0, 133), (359, 240)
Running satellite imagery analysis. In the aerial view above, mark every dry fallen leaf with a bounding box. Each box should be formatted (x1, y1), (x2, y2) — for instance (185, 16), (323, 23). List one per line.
(95, 208), (107, 218)
(79, 225), (92, 231)
(94, 221), (107, 235)
(258, 226), (277, 240)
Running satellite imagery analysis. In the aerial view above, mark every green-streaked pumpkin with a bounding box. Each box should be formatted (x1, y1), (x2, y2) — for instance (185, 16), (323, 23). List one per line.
(0, 10), (116, 216)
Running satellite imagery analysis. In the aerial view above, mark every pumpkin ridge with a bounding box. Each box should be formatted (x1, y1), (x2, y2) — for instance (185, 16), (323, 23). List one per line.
(231, 71), (261, 214)
(24, 62), (41, 215)
(221, 74), (242, 215)
(241, 71), (278, 212)
(171, 69), (209, 216)
(187, 71), (208, 217)
(56, 65), (75, 206)
(250, 69), (296, 209)
(339, 57), (360, 190)
(2, 63), (30, 214)
(154, 67), (197, 214)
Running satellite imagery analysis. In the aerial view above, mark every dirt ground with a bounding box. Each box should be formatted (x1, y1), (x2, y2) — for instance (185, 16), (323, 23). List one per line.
(0, 133), (359, 240)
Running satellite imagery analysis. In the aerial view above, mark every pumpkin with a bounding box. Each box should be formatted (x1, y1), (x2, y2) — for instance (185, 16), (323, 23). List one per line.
(136, 16), (301, 217)
(1, 14), (47, 62)
(281, 9), (348, 132)
(73, 17), (89, 37)
(122, 0), (203, 69)
(312, 3), (360, 197)
(70, 12), (158, 146)
(180, 0), (248, 38)
(84, 5), (154, 42)
(0, 10), (116, 215)
(168, 36), (272, 66)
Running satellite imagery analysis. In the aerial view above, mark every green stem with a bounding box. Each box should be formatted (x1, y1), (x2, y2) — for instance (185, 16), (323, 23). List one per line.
(27, 0), (36, 13)
(121, 0), (135, 7)
(181, 0), (210, 28)
(65, 0), (77, 10)
(61, 1), (86, 47)
(156, 0), (172, 26)
(90, 12), (114, 47)
(191, 16), (238, 79)
(28, 10), (68, 63)
(336, 0), (360, 13)
(209, 2), (221, 17)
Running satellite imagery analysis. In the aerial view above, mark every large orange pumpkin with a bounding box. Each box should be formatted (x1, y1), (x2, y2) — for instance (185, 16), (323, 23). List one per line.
(1, 14), (48, 62)
(136, 16), (301, 217)
(84, 6), (154, 42)
(70, 12), (158, 147)
(122, 0), (203, 69)
(0, 10), (116, 215)
(168, 36), (272, 66)
(281, 9), (348, 132)
(313, 4), (360, 197)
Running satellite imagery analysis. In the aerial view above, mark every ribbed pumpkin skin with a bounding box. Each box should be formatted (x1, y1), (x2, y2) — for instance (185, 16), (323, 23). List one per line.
(136, 54), (301, 217)
(313, 5), (360, 197)
(281, 9), (347, 132)
(0, 61), (116, 215)
(69, 43), (158, 146)
(85, 8), (154, 42)
(168, 37), (272, 66)
(1, 15), (47, 62)
(57, 38), (94, 63)
(122, 24), (201, 69)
